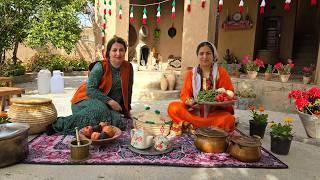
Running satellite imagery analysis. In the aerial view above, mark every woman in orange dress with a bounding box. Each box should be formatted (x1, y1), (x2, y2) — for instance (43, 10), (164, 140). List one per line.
(167, 41), (235, 135)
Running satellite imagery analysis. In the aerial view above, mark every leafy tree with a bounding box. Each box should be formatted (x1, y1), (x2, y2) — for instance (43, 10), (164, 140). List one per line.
(0, 0), (89, 66)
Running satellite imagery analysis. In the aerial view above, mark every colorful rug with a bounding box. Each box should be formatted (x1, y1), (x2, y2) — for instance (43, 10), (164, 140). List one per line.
(24, 130), (288, 168)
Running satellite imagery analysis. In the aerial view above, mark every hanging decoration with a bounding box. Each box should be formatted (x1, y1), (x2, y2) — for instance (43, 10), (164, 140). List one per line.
(172, 0), (176, 18)
(130, 6), (134, 23)
(129, 0), (171, 23)
(201, 0), (206, 8)
(260, 0), (266, 14)
(102, 0), (107, 58)
(218, 0), (223, 12)
(187, 0), (191, 12)
(142, 7), (147, 24)
(239, 0), (244, 13)
(119, 5), (122, 20)
(108, 0), (112, 16)
(156, 4), (161, 23)
(284, 0), (291, 11)
(311, 0), (317, 6)
(103, 0), (107, 20)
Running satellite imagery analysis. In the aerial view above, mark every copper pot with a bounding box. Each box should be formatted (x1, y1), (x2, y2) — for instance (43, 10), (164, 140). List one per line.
(0, 123), (30, 167)
(193, 127), (228, 153)
(227, 135), (262, 162)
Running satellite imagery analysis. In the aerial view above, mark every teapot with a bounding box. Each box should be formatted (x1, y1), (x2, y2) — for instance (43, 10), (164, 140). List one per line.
(130, 128), (154, 149)
(154, 135), (169, 151)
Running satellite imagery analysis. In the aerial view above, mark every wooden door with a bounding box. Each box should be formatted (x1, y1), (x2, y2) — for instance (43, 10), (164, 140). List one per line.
(262, 17), (281, 52)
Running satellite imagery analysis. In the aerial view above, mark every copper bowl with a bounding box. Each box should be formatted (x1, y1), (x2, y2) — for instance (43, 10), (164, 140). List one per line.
(79, 126), (122, 145)
(227, 135), (262, 162)
(193, 127), (229, 153)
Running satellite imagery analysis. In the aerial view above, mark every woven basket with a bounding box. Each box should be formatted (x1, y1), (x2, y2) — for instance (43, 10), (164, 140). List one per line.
(8, 97), (57, 134)
(133, 117), (172, 136)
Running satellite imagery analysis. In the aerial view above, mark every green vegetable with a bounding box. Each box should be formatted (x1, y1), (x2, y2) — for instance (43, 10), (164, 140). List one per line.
(197, 90), (218, 102)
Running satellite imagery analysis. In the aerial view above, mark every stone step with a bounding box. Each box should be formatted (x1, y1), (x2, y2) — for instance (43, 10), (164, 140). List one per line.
(132, 89), (180, 101)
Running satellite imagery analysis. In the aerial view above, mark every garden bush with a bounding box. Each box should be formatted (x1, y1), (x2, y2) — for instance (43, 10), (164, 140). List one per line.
(0, 60), (26, 77)
(27, 52), (89, 72)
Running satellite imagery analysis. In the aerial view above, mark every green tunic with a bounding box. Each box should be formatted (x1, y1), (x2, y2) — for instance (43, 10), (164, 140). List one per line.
(52, 62), (131, 135)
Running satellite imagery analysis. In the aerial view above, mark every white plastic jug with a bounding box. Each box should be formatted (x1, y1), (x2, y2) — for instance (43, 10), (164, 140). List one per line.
(50, 70), (64, 93)
(37, 69), (51, 94)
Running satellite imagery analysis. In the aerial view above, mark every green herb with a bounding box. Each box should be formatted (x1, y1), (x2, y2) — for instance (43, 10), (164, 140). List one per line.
(197, 90), (218, 102)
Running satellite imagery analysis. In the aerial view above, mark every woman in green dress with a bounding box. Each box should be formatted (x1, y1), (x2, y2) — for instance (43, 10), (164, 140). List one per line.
(47, 36), (133, 135)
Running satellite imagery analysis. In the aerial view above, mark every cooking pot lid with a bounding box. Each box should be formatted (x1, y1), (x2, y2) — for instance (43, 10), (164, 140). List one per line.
(195, 127), (228, 138)
(230, 136), (261, 147)
(10, 97), (52, 104)
(0, 123), (30, 140)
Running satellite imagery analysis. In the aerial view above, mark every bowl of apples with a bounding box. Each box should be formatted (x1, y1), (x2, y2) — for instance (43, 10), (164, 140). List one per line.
(79, 122), (122, 145)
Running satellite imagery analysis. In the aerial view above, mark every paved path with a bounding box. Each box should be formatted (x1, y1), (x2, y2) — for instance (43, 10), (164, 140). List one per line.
(1, 76), (319, 180)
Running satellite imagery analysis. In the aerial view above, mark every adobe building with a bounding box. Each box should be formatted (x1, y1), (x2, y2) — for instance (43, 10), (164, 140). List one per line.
(96, 0), (320, 83)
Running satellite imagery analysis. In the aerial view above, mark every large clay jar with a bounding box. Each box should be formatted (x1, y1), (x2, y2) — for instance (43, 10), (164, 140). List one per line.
(280, 74), (290, 83)
(160, 74), (168, 91)
(167, 71), (176, 90)
(247, 71), (258, 79)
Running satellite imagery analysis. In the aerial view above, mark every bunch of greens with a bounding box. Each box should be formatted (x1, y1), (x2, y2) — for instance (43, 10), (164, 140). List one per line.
(197, 90), (218, 102)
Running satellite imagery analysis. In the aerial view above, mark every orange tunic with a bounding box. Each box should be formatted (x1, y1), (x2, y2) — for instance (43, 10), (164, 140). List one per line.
(167, 66), (235, 132)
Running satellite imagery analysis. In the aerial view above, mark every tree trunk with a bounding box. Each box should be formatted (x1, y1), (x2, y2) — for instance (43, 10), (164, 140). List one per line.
(0, 49), (5, 65)
(12, 41), (19, 64)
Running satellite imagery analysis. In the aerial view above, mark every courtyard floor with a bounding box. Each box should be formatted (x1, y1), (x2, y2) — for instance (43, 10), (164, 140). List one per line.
(0, 76), (319, 180)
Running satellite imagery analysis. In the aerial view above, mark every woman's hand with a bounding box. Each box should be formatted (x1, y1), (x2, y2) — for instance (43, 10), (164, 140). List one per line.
(185, 98), (199, 111)
(107, 100), (122, 112)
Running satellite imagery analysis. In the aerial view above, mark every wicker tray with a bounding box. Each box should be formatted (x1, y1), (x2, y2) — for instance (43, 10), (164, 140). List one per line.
(133, 117), (172, 136)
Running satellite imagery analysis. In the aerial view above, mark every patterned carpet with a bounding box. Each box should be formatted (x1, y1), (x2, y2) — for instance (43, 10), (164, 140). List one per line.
(24, 129), (288, 168)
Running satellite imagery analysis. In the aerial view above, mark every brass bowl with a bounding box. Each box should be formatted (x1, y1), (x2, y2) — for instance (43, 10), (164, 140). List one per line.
(70, 139), (91, 160)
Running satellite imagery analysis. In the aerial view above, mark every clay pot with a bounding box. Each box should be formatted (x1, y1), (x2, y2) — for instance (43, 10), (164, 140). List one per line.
(303, 76), (312, 84)
(234, 71), (241, 78)
(247, 71), (258, 79)
(264, 73), (273, 81)
(166, 71), (176, 90)
(280, 74), (290, 83)
(160, 74), (168, 91)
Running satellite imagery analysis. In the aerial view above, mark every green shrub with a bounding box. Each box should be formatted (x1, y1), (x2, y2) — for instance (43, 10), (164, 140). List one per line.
(0, 60), (26, 77)
(67, 58), (89, 71)
(27, 52), (89, 72)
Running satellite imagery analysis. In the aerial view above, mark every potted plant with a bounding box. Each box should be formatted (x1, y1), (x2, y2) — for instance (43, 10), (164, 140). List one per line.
(264, 64), (273, 81)
(241, 55), (264, 79)
(274, 59), (294, 83)
(302, 64), (315, 84)
(222, 49), (239, 75)
(249, 106), (268, 138)
(269, 117), (294, 155)
(0, 113), (9, 124)
(231, 63), (241, 78)
(288, 87), (320, 138)
(236, 88), (256, 110)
